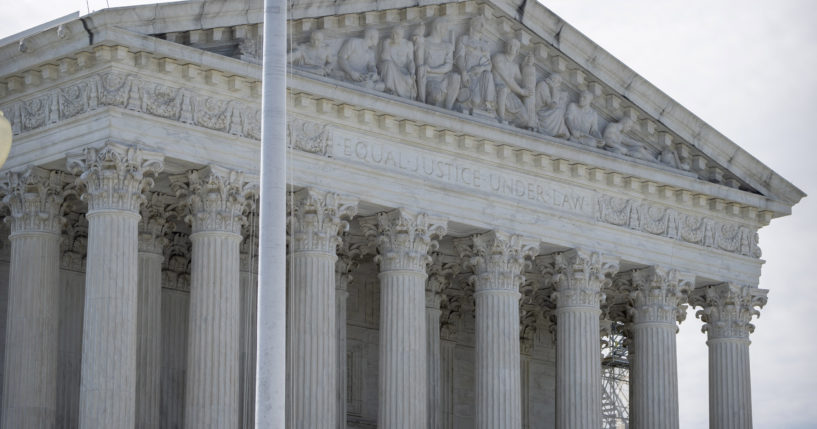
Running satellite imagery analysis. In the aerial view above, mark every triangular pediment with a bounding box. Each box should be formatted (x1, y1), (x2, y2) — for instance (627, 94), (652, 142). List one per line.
(0, 0), (804, 215)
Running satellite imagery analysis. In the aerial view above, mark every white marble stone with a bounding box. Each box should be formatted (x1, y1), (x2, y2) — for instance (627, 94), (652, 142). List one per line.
(66, 143), (163, 428)
(0, 167), (63, 428)
(361, 209), (447, 429)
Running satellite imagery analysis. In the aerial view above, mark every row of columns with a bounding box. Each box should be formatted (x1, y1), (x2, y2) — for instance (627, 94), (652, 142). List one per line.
(0, 160), (769, 428)
(0, 143), (256, 428)
(284, 187), (770, 429)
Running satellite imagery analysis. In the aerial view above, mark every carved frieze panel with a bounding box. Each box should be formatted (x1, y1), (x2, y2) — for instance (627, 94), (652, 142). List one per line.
(1, 71), (261, 140)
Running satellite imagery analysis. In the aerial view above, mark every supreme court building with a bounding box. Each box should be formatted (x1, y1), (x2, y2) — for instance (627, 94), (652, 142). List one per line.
(0, 0), (804, 428)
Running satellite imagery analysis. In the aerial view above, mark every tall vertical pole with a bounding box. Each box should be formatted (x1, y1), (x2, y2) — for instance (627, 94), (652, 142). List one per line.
(256, 0), (287, 427)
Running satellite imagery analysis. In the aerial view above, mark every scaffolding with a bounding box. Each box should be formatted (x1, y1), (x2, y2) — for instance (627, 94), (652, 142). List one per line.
(601, 322), (630, 429)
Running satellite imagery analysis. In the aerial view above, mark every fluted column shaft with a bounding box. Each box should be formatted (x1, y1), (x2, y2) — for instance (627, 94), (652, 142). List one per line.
(440, 340), (455, 429)
(457, 231), (538, 429)
(426, 304), (441, 429)
(177, 166), (253, 429)
(287, 188), (357, 429)
(136, 250), (164, 429)
(362, 209), (447, 429)
(550, 250), (618, 429)
(67, 143), (163, 428)
(691, 283), (767, 429)
(629, 267), (693, 429)
(136, 196), (167, 429)
(335, 286), (349, 429)
(0, 168), (63, 428)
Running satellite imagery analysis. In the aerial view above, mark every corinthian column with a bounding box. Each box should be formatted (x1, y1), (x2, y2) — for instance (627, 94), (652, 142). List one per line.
(549, 249), (619, 429)
(628, 266), (694, 429)
(690, 283), (768, 429)
(0, 167), (64, 428)
(178, 166), (255, 428)
(455, 231), (539, 429)
(335, 235), (364, 429)
(361, 209), (447, 429)
(426, 258), (456, 429)
(67, 143), (164, 428)
(287, 188), (357, 429)
(136, 193), (168, 429)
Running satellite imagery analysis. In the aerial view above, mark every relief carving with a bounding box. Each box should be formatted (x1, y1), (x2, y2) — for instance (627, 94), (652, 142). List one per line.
(492, 39), (531, 127)
(335, 28), (384, 91)
(602, 117), (656, 162)
(287, 30), (334, 77)
(455, 16), (496, 115)
(565, 90), (602, 147)
(415, 19), (460, 109)
(378, 25), (416, 99)
(287, 117), (332, 156)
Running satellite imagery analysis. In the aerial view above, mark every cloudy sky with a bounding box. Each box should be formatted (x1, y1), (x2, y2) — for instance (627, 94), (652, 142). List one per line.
(2, 1), (815, 428)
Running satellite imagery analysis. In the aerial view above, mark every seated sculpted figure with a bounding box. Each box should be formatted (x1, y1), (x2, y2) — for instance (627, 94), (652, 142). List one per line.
(287, 30), (333, 76)
(379, 25), (416, 99)
(658, 139), (691, 170)
(492, 38), (531, 126)
(456, 16), (496, 114)
(336, 28), (384, 91)
(565, 90), (602, 146)
(602, 117), (657, 162)
(416, 18), (461, 110)
(535, 73), (570, 138)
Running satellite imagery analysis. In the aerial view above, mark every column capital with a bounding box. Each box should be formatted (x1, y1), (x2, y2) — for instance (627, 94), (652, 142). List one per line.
(426, 255), (459, 309)
(335, 232), (366, 293)
(138, 192), (171, 255)
(1, 166), (65, 234)
(173, 165), (257, 235)
(288, 188), (358, 253)
(690, 283), (768, 340)
(455, 230), (539, 292)
(629, 266), (695, 326)
(67, 142), (164, 213)
(547, 249), (620, 309)
(360, 208), (447, 272)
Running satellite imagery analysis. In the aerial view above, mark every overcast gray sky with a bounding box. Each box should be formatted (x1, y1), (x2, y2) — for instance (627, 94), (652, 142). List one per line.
(2, 1), (816, 428)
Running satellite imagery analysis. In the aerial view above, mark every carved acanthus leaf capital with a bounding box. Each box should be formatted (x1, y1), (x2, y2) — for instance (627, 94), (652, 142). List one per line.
(138, 191), (173, 254)
(288, 188), (358, 253)
(172, 165), (257, 235)
(547, 249), (620, 309)
(426, 255), (460, 309)
(1, 166), (65, 234)
(335, 232), (366, 293)
(629, 266), (695, 326)
(360, 208), (447, 272)
(690, 283), (768, 340)
(455, 231), (539, 293)
(66, 142), (164, 213)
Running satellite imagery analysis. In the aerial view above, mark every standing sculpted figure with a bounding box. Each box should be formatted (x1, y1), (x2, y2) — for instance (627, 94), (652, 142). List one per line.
(535, 73), (570, 138)
(456, 16), (496, 114)
(416, 18), (461, 109)
(287, 30), (334, 76)
(565, 90), (602, 146)
(602, 116), (656, 161)
(379, 25), (416, 99)
(336, 28), (385, 91)
(521, 54), (537, 129)
(491, 39), (531, 126)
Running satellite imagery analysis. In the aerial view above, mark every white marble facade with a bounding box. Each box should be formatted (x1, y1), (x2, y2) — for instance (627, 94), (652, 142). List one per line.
(0, 0), (804, 428)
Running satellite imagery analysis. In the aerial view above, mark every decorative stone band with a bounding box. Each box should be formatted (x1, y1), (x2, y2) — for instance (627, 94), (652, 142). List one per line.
(1, 71), (262, 141)
(629, 266), (695, 326)
(0, 166), (65, 235)
(454, 230), (540, 293)
(288, 188), (358, 254)
(548, 249), (620, 309)
(690, 283), (769, 340)
(360, 208), (448, 273)
(66, 142), (164, 213)
(172, 165), (258, 235)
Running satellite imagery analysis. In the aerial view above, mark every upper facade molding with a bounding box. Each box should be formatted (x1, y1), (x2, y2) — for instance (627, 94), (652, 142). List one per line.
(0, 0), (803, 214)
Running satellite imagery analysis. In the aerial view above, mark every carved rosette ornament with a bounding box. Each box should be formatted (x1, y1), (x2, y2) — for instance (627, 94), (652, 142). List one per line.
(691, 283), (768, 340)
(1, 167), (65, 234)
(360, 208), (447, 272)
(67, 142), (164, 213)
(629, 266), (694, 325)
(550, 249), (620, 309)
(288, 188), (358, 253)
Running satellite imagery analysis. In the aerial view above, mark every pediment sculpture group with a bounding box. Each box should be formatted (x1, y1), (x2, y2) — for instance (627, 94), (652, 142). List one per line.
(288, 16), (689, 171)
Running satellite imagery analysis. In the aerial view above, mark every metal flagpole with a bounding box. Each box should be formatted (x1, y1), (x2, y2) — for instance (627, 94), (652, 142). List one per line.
(256, 0), (287, 427)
